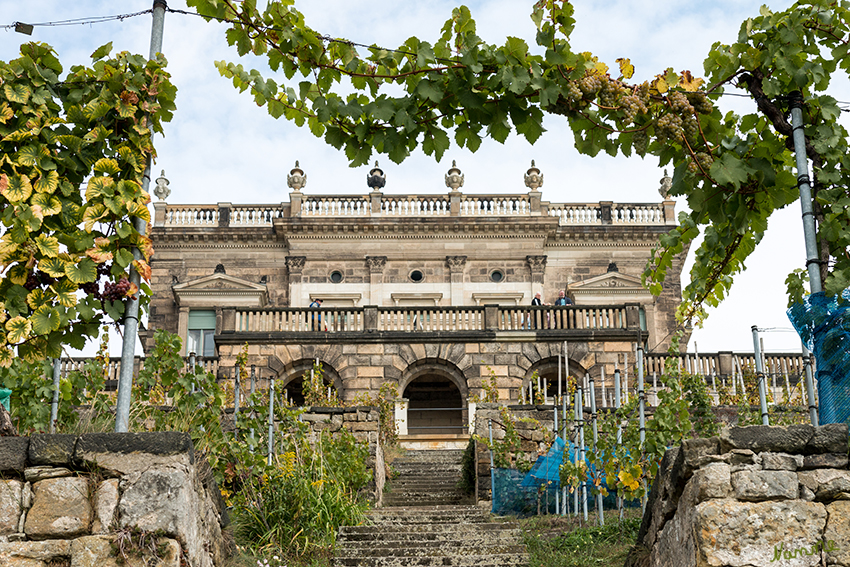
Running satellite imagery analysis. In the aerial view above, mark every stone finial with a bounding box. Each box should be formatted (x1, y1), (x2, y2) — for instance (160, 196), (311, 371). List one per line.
(287, 161), (307, 191)
(607, 262), (619, 273)
(524, 160), (543, 190)
(153, 170), (171, 201)
(367, 161), (386, 189)
(444, 160), (464, 191)
(659, 169), (672, 199)
(214, 264), (226, 274)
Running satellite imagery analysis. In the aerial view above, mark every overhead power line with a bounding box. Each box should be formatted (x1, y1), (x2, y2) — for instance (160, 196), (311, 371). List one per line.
(3, 10), (152, 32)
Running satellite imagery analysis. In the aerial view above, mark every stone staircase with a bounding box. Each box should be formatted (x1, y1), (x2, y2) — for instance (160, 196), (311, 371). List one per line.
(334, 450), (529, 567)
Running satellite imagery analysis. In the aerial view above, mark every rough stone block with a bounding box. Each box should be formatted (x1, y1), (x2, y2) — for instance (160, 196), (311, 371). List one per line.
(70, 534), (181, 567)
(681, 436), (720, 476)
(28, 435), (76, 467)
(720, 424), (814, 454)
(806, 423), (849, 454)
(728, 449), (758, 467)
(24, 477), (92, 539)
(0, 438), (29, 474)
(0, 480), (22, 535)
(731, 470), (798, 501)
(24, 467), (72, 482)
(824, 500), (850, 566)
(76, 432), (194, 476)
(92, 479), (119, 535)
(690, 462), (731, 502)
(798, 469), (850, 501)
(801, 453), (849, 470)
(0, 540), (72, 566)
(760, 452), (803, 471)
(693, 500), (826, 567)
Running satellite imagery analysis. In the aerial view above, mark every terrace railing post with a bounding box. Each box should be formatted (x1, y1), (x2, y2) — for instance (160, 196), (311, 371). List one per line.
(221, 308), (236, 333)
(364, 306), (379, 332)
(217, 202), (231, 227)
(625, 303), (641, 329)
(484, 305), (500, 331)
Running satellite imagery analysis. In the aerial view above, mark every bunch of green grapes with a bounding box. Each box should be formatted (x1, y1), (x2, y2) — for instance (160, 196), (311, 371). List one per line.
(598, 77), (626, 107)
(656, 113), (684, 143)
(633, 129), (649, 156)
(578, 73), (604, 96)
(687, 152), (714, 174)
(686, 91), (714, 114)
(621, 94), (648, 124)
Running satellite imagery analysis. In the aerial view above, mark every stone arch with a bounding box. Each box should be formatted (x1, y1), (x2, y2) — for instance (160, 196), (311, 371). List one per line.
(523, 356), (588, 402)
(399, 358), (469, 436)
(274, 357), (342, 406)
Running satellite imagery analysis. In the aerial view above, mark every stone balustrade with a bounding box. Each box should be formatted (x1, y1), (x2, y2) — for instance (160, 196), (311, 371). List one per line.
(226, 304), (637, 334)
(153, 191), (676, 227)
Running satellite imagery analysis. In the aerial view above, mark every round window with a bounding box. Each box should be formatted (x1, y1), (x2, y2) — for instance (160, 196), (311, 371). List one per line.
(329, 270), (344, 283)
(409, 269), (424, 283)
(490, 269), (505, 283)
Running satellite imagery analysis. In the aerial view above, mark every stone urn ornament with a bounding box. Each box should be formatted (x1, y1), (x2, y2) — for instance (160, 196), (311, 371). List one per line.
(153, 170), (171, 201)
(367, 161), (386, 189)
(287, 160), (307, 191)
(524, 160), (543, 190)
(444, 160), (464, 191)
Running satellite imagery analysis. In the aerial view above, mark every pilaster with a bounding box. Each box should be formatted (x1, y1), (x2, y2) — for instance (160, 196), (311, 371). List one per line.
(366, 256), (387, 305)
(446, 255), (467, 306)
(285, 256), (306, 307)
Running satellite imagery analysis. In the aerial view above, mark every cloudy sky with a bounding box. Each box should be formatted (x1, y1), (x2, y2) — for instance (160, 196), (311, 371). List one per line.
(1, 0), (836, 356)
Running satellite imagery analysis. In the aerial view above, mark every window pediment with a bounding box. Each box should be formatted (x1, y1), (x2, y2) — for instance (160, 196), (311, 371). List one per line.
(172, 273), (268, 308)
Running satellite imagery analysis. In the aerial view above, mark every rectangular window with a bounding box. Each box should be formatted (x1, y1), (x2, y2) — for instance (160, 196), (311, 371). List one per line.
(187, 310), (216, 357)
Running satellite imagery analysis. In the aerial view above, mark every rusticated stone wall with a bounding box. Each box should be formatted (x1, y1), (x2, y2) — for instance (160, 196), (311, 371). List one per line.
(629, 423), (850, 567)
(0, 432), (226, 567)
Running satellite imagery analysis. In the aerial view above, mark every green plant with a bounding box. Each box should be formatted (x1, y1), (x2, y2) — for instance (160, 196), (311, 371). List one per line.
(457, 438), (476, 495)
(523, 513), (641, 567)
(0, 42), (175, 364)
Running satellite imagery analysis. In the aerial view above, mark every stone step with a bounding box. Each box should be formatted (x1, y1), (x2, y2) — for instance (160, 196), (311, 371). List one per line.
(332, 553), (529, 567)
(340, 523), (520, 537)
(336, 543), (528, 558)
(337, 532), (522, 547)
(365, 506), (487, 524)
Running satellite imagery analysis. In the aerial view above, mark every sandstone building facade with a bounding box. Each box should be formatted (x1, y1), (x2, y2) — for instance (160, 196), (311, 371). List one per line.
(145, 162), (688, 437)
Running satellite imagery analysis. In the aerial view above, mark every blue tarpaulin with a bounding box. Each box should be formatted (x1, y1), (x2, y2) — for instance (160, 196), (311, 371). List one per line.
(788, 289), (850, 425)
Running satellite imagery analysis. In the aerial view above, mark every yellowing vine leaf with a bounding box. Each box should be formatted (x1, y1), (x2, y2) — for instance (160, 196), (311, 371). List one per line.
(5, 316), (32, 344)
(616, 58), (634, 79)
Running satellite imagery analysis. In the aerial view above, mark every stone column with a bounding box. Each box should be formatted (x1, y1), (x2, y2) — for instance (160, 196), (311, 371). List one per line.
(526, 255), (547, 286)
(446, 255), (467, 305)
(285, 256), (306, 307)
(366, 256), (387, 305)
(177, 307), (190, 356)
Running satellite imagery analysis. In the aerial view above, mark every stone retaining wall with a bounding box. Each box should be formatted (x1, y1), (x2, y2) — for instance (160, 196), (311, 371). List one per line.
(0, 432), (226, 567)
(300, 406), (385, 505)
(630, 423), (850, 567)
(472, 403), (558, 502)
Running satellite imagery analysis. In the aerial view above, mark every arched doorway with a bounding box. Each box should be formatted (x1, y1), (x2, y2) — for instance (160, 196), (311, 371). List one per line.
(400, 360), (469, 436)
(404, 375), (464, 434)
(282, 360), (340, 406)
(524, 358), (587, 404)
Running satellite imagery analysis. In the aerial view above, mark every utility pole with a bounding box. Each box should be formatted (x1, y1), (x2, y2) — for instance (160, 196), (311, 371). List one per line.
(788, 91), (831, 425)
(115, 0), (167, 432)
